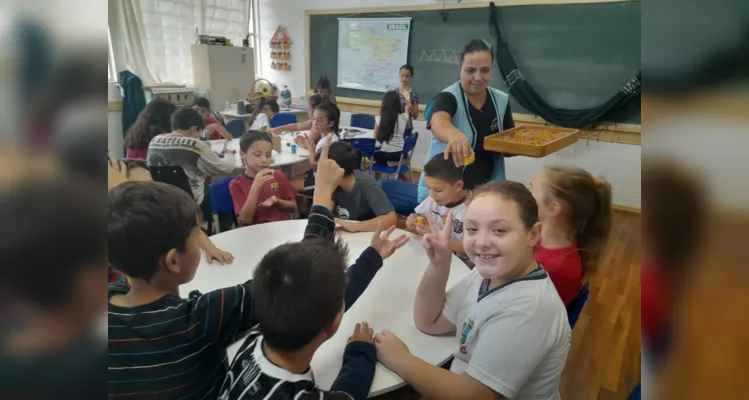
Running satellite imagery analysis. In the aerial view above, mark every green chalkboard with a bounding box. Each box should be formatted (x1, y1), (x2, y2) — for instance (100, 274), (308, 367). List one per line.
(309, 1), (641, 124)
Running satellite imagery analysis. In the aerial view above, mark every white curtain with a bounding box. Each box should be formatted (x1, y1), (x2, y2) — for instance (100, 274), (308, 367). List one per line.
(116, 0), (250, 86)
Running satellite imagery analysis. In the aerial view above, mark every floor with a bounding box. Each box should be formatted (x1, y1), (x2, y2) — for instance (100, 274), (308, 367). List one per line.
(382, 210), (642, 399)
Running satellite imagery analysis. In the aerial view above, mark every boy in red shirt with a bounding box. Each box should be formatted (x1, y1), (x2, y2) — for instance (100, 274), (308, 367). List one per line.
(192, 97), (232, 140)
(230, 132), (298, 225)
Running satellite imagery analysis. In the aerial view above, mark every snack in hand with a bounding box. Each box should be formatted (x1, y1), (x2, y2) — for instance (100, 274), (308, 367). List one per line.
(463, 154), (475, 166)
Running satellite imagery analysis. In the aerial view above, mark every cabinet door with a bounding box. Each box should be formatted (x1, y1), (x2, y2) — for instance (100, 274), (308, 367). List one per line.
(207, 46), (256, 108)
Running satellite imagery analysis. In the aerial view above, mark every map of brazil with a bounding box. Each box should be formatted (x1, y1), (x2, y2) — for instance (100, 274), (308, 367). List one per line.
(337, 18), (411, 93)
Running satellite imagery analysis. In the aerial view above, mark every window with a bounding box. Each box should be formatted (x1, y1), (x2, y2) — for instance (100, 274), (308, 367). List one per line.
(136, 0), (251, 86)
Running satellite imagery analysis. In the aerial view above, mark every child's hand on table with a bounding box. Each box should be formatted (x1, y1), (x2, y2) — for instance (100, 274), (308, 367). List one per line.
(369, 223), (409, 260)
(205, 246), (234, 265)
(348, 322), (375, 344)
(374, 330), (412, 373)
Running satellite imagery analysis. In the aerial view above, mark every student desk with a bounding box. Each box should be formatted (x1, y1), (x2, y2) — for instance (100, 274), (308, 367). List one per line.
(180, 220), (471, 397)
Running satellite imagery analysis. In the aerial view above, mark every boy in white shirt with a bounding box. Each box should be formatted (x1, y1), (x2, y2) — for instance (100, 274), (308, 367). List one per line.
(406, 153), (470, 265)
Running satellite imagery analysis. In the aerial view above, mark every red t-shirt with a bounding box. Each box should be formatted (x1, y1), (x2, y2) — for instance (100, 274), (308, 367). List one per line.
(535, 243), (583, 306)
(641, 261), (668, 346)
(205, 117), (223, 140)
(229, 170), (296, 225)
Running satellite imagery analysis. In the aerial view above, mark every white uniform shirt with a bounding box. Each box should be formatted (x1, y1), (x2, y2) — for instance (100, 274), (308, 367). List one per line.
(375, 113), (409, 153)
(442, 267), (571, 400)
(249, 113), (270, 131)
(414, 196), (470, 264)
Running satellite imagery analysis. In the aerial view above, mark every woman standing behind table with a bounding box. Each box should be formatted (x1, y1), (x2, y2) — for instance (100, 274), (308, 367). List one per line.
(398, 64), (419, 119)
(420, 39), (515, 202)
(124, 99), (177, 160)
(374, 90), (412, 181)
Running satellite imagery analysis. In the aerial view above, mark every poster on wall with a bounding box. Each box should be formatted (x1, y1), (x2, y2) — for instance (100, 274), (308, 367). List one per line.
(337, 18), (411, 93)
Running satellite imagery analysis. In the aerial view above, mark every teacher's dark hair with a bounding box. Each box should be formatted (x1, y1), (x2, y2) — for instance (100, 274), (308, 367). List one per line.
(399, 64), (414, 76)
(460, 39), (494, 64)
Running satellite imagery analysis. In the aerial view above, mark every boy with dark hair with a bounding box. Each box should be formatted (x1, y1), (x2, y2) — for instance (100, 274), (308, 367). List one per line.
(324, 141), (398, 233)
(406, 153), (470, 264)
(219, 139), (407, 400)
(193, 96), (232, 140)
(108, 181), (254, 399)
(0, 178), (106, 398)
(147, 107), (235, 213)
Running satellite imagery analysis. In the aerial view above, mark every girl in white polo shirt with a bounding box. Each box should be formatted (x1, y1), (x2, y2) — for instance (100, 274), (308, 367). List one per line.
(375, 180), (571, 400)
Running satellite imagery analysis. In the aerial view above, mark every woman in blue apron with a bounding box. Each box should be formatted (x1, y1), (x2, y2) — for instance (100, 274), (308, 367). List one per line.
(420, 39), (515, 202)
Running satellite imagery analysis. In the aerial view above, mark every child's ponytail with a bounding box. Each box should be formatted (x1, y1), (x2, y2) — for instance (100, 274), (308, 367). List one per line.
(247, 96), (268, 128)
(545, 166), (613, 281)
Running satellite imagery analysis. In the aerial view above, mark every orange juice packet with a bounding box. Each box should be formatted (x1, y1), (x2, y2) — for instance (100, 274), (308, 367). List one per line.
(464, 154), (475, 166)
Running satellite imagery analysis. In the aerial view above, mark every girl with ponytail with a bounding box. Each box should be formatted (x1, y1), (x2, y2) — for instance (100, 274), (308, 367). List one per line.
(530, 166), (613, 305)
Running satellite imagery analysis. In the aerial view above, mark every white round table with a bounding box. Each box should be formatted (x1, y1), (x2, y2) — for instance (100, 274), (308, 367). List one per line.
(209, 137), (310, 176)
(180, 220), (471, 397)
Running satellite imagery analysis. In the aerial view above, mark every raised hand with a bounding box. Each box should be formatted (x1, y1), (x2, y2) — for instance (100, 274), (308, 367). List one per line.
(421, 210), (454, 268)
(370, 223), (410, 260)
(312, 135), (343, 210)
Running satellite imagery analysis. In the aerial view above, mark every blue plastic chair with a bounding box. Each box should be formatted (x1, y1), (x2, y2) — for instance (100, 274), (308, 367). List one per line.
(225, 119), (245, 138)
(371, 133), (419, 182)
(378, 179), (418, 216)
(349, 113), (375, 129)
(567, 284), (589, 329)
(341, 138), (377, 170)
(270, 113), (297, 128)
(209, 176), (238, 233)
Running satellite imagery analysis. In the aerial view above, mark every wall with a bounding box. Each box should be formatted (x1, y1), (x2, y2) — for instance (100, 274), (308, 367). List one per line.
(258, 0), (642, 209)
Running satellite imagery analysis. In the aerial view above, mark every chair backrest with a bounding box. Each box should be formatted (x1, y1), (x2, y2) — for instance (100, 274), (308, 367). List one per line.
(402, 132), (418, 155)
(349, 113), (375, 129)
(209, 176), (236, 215)
(567, 284), (589, 329)
(270, 113), (297, 128)
(342, 138), (377, 157)
(225, 119), (245, 138)
(149, 165), (193, 199)
(378, 179), (418, 216)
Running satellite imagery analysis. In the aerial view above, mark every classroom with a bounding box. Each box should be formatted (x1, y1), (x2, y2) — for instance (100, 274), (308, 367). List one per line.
(107, 0), (642, 399)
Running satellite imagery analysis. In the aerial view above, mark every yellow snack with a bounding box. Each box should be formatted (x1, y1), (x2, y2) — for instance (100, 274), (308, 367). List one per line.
(464, 154), (475, 165)
(415, 216), (426, 224)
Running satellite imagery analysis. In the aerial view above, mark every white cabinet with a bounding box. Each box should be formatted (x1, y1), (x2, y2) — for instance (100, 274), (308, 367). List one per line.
(191, 44), (255, 110)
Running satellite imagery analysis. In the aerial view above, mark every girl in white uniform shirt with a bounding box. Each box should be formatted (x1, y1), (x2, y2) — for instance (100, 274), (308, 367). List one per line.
(375, 180), (571, 400)
(248, 98), (279, 131)
(374, 90), (412, 181)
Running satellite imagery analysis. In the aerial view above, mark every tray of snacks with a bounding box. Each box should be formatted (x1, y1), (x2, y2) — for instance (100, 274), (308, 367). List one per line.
(484, 126), (580, 158)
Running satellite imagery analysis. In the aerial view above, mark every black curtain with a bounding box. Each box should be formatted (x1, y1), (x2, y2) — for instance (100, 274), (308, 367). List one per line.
(487, 2), (641, 128)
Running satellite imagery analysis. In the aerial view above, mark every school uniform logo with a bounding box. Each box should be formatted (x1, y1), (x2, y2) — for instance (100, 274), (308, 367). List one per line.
(452, 219), (464, 234)
(491, 117), (499, 134)
(459, 318), (474, 354)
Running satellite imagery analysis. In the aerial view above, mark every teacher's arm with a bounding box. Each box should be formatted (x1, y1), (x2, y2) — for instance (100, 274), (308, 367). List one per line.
(429, 93), (474, 167)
